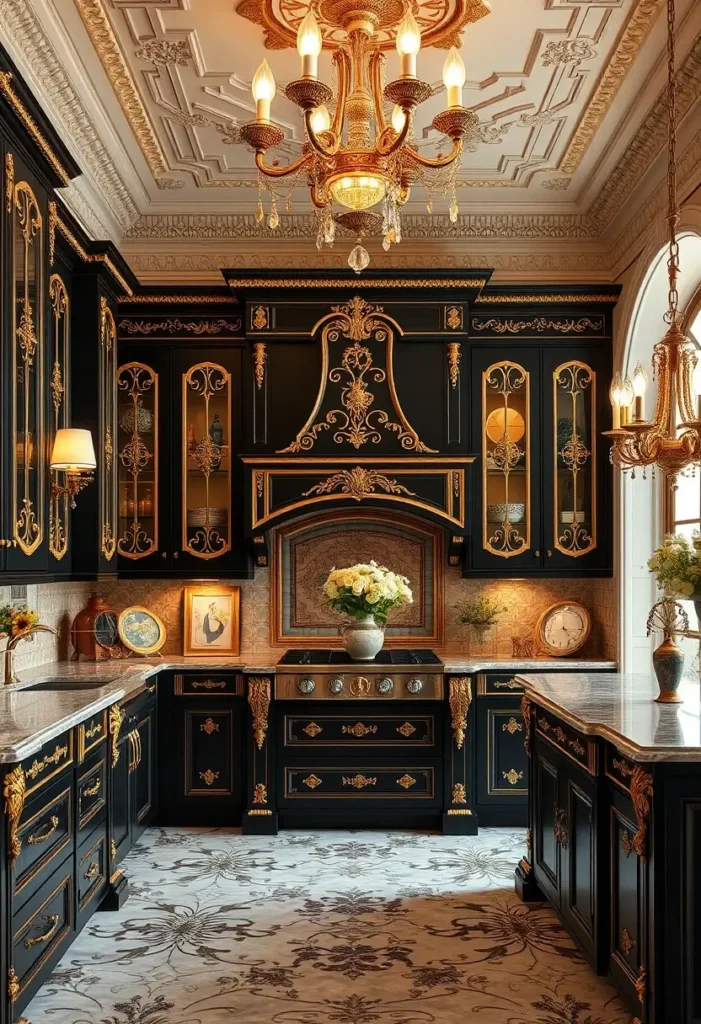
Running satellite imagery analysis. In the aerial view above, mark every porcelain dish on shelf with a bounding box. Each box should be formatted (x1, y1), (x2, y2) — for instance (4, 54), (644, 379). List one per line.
(486, 502), (526, 523)
(560, 510), (586, 523)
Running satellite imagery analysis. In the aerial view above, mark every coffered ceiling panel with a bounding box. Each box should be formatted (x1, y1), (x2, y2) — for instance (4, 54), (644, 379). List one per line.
(70, 0), (668, 207)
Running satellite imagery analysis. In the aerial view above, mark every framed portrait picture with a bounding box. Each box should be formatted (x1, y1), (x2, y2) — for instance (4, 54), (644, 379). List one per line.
(183, 585), (241, 658)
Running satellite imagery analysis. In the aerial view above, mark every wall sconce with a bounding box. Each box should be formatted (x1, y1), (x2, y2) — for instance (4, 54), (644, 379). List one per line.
(50, 428), (96, 509)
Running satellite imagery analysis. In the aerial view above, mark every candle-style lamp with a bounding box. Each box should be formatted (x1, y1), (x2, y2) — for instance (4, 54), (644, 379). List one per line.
(50, 428), (96, 509)
(443, 47), (466, 107)
(632, 362), (648, 422)
(396, 10), (421, 78)
(297, 9), (323, 79)
(252, 60), (276, 122)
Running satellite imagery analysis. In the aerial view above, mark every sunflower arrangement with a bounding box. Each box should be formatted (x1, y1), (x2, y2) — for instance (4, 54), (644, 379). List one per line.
(0, 605), (39, 642)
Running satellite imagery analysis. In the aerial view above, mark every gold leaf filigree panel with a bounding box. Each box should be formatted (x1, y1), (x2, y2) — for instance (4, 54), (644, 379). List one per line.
(117, 362), (158, 560)
(182, 362), (232, 559)
(279, 297), (437, 455)
(12, 181), (43, 556)
(100, 299), (118, 560)
(553, 360), (596, 557)
(49, 275), (69, 560)
(482, 360), (530, 558)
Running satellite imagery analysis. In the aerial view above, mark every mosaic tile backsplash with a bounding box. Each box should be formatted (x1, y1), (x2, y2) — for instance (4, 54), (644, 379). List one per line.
(1, 571), (616, 672)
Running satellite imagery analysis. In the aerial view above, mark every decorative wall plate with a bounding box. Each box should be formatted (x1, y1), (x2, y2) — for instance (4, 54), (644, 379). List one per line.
(485, 407), (526, 444)
(534, 601), (591, 657)
(118, 606), (166, 656)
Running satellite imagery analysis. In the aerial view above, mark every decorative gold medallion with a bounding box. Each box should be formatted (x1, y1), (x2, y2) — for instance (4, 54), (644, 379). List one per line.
(502, 717), (522, 735)
(253, 782), (268, 804)
(397, 774), (416, 789)
(303, 721), (323, 737)
(502, 768), (524, 786)
(253, 341), (266, 388)
(200, 718), (219, 735)
(199, 769), (220, 787)
(303, 774), (322, 789)
(446, 306), (463, 331)
(452, 782), (467, 804)
(342, 774), (377, 789)
(397, 721), (416, 738)
(447, 342), (461, 388)
(252, 305), (269, 330)
(341, 722), (378, 738)
(302, 466), (416, 501)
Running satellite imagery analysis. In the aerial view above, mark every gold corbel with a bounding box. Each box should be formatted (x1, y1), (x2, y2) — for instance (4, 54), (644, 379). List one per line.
(449, 677), (471, 749)
(109, 704), (123, 766)
(520, 695), (533, 757)
(248, 677), (271, 750)
(3, 765), (26, 866)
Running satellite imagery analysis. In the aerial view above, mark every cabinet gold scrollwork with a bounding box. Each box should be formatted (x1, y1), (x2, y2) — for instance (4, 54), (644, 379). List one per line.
(117, 362), (158, 559)
(182, 362), (232, 559)
(100, 298), (118, 560)
(49, 274), (69, 560)
(482, 360), (530, 557)
(12, 180), (44, 555)
(553, 360), (596, 557)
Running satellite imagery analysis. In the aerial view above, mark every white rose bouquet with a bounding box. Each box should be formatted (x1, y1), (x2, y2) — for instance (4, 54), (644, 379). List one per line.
(648, 533), (701, 599)
(323, 561), (413, 625)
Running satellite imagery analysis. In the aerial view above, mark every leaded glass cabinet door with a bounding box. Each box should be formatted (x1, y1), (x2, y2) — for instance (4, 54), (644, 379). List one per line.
(8, 172), (46, 568)
(117, 362), (159, 562)
(181, 360), (232, 562)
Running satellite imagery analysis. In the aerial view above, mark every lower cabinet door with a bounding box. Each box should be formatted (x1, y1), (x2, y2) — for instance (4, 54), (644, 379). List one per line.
(279, 761), (442, 806)
(607, 782), (646, 1009)
(77, 830), (109, 929)
(532, 738), (562, 906)
(475, 701), (528, 810)
(171, 701), (244, 824)
(112, 730), (131, 865)
(10, 867), (73, 1010)
(133, 709), (156, 841)
(561, 773), (598, 966)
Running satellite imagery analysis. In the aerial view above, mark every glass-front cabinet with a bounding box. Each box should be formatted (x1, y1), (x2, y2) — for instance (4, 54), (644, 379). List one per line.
(468, 344), (610, 577)
(117, 362), (159, 562)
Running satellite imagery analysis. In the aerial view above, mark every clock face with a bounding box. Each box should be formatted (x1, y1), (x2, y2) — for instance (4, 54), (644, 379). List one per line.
(541, 604), (589, 655)
(94, 611), (119, 649)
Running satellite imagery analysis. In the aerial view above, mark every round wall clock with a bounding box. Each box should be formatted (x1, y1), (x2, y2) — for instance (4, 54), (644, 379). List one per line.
(534, 601), (591, 657)
(118, 606), (166, 657)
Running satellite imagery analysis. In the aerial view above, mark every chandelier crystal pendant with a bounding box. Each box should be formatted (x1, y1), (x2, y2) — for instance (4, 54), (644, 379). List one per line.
(604, 0), (701, 478)
(239, 0), (481, 271)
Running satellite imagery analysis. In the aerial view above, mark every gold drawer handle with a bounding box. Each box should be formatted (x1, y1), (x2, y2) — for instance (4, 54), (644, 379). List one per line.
(24, 914), (59, 949)
(82, 777), (102, 798)
(493, 679), (521, 690)
(84, 721), (102, 740)
(26, 744), (68, 781)
(341, 723), (378, 738)
(27, 815), (60, 846)
(83, 861), (99, 881)
(342, 774), (377, 789)
(192, 679), (226, 690)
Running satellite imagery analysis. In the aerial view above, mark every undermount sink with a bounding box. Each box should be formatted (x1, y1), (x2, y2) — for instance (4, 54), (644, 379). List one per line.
(20, 680), (116, 691)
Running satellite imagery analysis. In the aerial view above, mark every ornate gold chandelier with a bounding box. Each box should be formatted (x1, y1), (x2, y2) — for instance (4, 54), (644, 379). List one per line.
(239, 0), (489, 271)
(605, 0), (701, 478)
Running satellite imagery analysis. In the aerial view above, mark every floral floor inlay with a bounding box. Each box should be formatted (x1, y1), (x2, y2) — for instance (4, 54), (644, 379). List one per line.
(26, 827), (633, 1023)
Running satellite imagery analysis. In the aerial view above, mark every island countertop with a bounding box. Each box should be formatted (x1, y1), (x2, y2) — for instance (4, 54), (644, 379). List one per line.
(517, 672), (701, 762)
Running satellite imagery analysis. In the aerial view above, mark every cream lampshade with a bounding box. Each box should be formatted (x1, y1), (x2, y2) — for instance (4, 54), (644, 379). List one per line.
(50, 428), (97, 471)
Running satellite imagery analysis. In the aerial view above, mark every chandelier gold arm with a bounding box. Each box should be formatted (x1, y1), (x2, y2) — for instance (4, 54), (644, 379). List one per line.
(331, 49), (352, 140)
(376, 109), (412, 156)
(369, 50), (387, 134)
(254, 148), (315, 179)
(404, 137), (463, 170)
(304, 110), (341, 159)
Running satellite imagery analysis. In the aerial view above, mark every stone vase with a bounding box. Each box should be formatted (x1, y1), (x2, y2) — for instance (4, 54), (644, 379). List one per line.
(341, 615), (385, 661)
(652, 636), (685, 703)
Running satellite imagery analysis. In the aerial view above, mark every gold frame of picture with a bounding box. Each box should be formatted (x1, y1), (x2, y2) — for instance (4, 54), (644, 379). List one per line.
(183, 584), (241, 658)
(117, 606), (166, 657)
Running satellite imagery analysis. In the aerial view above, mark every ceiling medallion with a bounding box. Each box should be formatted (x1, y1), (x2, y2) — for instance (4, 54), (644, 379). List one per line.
(605, 0), (701, 478)
(239, 0), (490, 271)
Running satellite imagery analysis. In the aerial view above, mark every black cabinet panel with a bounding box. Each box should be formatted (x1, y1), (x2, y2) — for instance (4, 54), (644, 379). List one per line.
(13, 781), (73, 910)
(562, 775), (597, 962)
(280, 761), (441, 805)
(282, 709), (438, 750)
(10, 867), (73, 1008)
(475, 703), (528, 810)
(77, 829), (108, 924)
(111, 730), (131, 865)
(533, 740), (561, 904)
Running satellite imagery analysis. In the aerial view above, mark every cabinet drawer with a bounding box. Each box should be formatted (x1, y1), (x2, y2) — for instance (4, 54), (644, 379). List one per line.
(77, 831), (108, 914)
(77, 754), (107, 837)
(280, 763), (440, 803)
(282, 711), (437, 750)
(534, 708), (597, 775)
(174, 672), (243, 696)
(478, 673), (525, 696)
(11, 869), (73, 1006)
(77, 710), (107, 762)
(14, 783), (73, 904)
(21, 731), (74, 798)
(476, 705), (528, 803)
(184, 708), (235, 796)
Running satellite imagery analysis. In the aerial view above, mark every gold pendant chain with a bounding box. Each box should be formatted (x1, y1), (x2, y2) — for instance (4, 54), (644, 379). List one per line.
(665, 0), (680, 325)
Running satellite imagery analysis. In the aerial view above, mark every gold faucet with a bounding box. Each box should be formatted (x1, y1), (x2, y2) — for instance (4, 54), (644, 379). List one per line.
(3, 624), (59, 685)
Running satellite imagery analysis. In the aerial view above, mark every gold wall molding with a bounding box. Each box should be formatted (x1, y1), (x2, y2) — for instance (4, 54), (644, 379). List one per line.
(474, 294), (617, 304)
(118, 317), (240, 335)
(447, 343), (461, 388)
(4, 151), (13, 212)
(229, 277), (488, 290)
(73, 0), (167, 176)
(49, 273), (70, 560)
(120, 294), (238, 304)
(561, 0), (666, 176)
(472, 316), (604, 333)
(0, 71), (71, 184)
(301, 467), (416, 501)
(253, 342), (266, 389)
(52, 203), (133, 296)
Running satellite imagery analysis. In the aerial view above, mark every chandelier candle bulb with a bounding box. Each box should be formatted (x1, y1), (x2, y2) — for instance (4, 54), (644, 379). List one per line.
(252, 60), (276, 121)
(609, 372), (623, 430)
(297, 9), (323, 79)
(443, 47), (466, 108)
(310, 104), (331, 134)
(391, 104), (406, 134)
(396, 10), (421, 78)
(620, 376), (634, 426)
(632, 362), (648, 421)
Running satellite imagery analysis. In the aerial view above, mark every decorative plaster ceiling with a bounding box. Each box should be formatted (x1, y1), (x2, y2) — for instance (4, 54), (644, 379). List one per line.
(0, 0), (699, 282)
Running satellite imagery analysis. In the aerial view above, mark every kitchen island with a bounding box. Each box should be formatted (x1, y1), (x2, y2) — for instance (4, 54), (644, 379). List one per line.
(515, 672), (701, 1024)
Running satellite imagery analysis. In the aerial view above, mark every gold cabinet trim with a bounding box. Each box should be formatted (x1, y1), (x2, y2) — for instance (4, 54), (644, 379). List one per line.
(100, 299), (118, 561)
(482, 359), (530, 558)
(182, 361), (232, 559)
(117, 361), (159, 560)
(49, 274), (69, 560)
(553, 360), (597, 558)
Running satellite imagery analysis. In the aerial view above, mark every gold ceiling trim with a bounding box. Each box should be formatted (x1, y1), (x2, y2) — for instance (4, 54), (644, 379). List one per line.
(73, 0), (167, 176)
(225, 277), (488, 289)
(119, 294), (238, 304)
(0, 72), (71, 185)
(561, 0), (665, 176)
(51, 203), (133, 296)
(474, 293), (618, 304)
(236, 0), (490, 51)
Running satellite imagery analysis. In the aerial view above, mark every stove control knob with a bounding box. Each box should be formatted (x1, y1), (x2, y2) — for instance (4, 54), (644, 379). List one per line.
(328, 677), (344, 695)
(406, 677), (424, 695)
(377, 676), (394, 695)
(297, 676), (316, 695)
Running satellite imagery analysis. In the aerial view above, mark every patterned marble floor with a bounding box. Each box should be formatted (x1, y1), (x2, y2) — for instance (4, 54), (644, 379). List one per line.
(27, 827), (634, 1024)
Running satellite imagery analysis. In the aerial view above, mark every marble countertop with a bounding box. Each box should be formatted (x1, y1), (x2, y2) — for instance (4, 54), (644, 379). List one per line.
(440, 657), (616, 673)
(517, 672), (701, 762)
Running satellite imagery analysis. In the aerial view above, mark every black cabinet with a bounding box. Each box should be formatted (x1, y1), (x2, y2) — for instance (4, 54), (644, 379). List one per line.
(111, 687), (158, 867)
(474, 699), (528, 825)
(158, 671), (245, 825)
(466, 331), (612, 578)
(116, 344), (250, 576)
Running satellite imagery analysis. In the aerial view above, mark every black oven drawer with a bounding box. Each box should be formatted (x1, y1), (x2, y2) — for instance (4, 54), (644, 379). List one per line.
(281, 708), (438, 750)
(279, 760), (441, 806)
